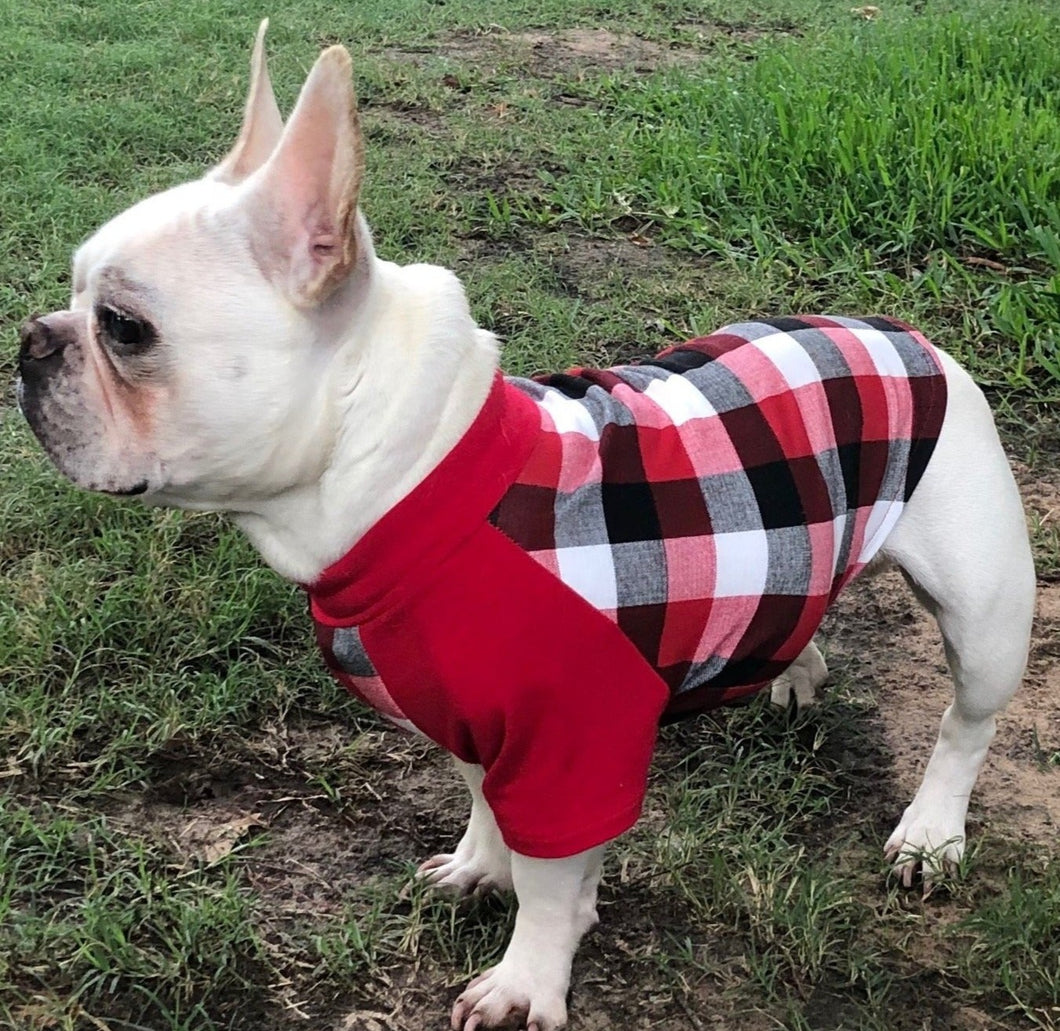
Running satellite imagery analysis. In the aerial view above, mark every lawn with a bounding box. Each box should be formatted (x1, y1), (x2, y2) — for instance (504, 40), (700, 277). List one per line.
(1, 1), (1059, 1029)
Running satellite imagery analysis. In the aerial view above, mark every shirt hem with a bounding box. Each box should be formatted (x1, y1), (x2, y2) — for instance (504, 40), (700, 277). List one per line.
(498, 802), (643, 859)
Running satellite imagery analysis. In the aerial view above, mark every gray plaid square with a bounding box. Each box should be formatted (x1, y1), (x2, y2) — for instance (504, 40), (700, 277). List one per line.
(613, 539), (669, 607)
(554, 482), (607, 549)
(699, 469), (763, 534)
(763, 525), (813, 595)
(685, 359), (756, 416)
(331, 626), (375, 677)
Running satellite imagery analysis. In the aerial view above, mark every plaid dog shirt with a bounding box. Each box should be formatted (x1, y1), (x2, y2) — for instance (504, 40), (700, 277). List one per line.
(309, 315), (947, 857)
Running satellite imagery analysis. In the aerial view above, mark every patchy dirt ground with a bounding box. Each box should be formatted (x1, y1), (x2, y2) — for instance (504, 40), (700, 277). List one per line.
(96, 456), (1060, 1031)
(827, 465), (1060, 849)
(40, 22), (1060, 1026)
(380, 24), (761, 78)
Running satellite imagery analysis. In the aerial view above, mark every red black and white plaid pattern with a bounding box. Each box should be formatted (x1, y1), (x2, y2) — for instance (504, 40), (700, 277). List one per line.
(308, 315), (947, 856)
(490, 314), (946, 715)
(315, 314), (946, 722)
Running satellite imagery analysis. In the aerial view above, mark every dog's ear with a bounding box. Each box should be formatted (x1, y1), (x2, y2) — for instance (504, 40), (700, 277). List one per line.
(243, 44), (365, 307)
(210, 19), (284, 185)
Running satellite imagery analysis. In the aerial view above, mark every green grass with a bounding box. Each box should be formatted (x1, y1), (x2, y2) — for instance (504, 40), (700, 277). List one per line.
(963, 859), (1060, 1028)
(527, 6), (1060, 393)
(0, 801), (269, 1031)
(1, 0), (1059, 1028)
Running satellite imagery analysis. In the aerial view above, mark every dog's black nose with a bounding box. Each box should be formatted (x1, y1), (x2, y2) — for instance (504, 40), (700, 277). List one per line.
(20, 317), (66, 362)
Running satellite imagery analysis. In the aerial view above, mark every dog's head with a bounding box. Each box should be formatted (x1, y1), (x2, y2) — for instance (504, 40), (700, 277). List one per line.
(18, 22), (369, 508)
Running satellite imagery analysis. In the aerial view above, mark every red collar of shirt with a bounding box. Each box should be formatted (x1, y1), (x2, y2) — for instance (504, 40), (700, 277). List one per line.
(307, 374), (541, 627)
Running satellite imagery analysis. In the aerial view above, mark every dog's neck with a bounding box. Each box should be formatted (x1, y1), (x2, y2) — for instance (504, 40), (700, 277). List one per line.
(232, 239), (500, 584)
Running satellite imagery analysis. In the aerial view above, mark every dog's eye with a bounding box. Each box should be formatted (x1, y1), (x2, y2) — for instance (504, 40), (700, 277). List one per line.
(97, 306), (153, 353)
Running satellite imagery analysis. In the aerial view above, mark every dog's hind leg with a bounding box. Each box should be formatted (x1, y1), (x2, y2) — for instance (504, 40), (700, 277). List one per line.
(417, 758), (514, 894)
(877, 348), (1035, 888)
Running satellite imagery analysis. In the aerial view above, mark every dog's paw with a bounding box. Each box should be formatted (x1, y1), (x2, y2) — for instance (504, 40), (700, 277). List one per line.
(770, 670), (817, 708)
(417, 850), (513, 896)
(884, 812), (965, 895)
(769, 642), (828, 709)
(450, 963), (567, 1031)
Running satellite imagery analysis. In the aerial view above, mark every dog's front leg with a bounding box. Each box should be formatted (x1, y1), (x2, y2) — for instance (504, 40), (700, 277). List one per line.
(769, 639), (829, 708)
(451, 845), (605, 1031)
(419, 758), (513, 894)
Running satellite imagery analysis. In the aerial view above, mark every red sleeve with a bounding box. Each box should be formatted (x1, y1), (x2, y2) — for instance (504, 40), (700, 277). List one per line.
(361, 523), (670, 858)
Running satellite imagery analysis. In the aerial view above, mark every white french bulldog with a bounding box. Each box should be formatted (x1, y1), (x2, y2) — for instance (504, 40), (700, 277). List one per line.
(17, 23), (1036, 1031)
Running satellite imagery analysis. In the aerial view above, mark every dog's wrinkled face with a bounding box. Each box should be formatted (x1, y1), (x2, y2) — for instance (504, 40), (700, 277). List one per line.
(18, 22), (366, 510)
(20, 182), (296, 501)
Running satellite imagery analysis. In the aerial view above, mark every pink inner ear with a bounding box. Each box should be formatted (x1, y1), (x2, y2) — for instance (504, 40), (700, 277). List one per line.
(279, 153), (345, 266)
(249, 45), (363, 303)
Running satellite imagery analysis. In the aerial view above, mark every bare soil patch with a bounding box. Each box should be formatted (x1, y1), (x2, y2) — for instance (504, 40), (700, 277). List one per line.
(502, 29), (702, 76)
(442, 154), (555, 204)
(100, 464), (1060, 1031)
(823, 463), (1060, 848)
(827, 575), (1060, 846)
(382, 26), (714, 78)
(539, 232), (677, 290)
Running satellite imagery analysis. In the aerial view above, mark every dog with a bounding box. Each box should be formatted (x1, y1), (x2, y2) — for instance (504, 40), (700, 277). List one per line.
(16, 23), (1036, 1031)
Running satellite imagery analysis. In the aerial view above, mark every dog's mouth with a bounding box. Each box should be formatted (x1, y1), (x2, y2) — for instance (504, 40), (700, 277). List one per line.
(102, 480), (150, 497)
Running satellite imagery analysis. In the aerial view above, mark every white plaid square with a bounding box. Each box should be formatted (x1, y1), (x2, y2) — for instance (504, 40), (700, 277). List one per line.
(859, 497), (906, 563)
(754, 332), (827, 389)
(643, 372), (718, 425)
(712, 529), (769, 598)
(541, 389), (601, 440)
(859, 330), (911, 379)
(556, 543), (619, 609)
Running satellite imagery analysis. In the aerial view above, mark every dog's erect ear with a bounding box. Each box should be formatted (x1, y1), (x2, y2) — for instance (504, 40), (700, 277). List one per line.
(210, 19), (283, 185)
(244, 44), (365, 307)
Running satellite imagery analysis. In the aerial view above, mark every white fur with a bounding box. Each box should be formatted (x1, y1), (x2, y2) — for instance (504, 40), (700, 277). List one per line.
(418, 759), (513, 895)
(769, 640), (829, 708)
(18, 27), (1036, 1030)
(878, 348), (1035, 881)
(450, 845), (604, 1031)
(66, 181), (499, 583)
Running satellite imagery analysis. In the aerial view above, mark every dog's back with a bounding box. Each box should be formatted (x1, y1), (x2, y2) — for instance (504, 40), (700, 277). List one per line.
(494, 315), (947, 715)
